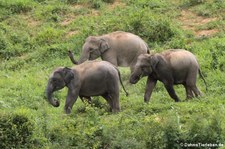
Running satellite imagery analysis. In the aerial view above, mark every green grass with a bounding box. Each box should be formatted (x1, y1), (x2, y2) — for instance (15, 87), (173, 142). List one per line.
(0, 0), (225, 148)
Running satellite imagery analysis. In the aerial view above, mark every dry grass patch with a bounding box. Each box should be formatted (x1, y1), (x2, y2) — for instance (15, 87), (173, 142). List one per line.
(179, 10), (218, 37)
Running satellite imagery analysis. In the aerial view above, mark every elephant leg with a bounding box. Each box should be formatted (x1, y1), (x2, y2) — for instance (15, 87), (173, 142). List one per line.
(64, 89), (79, 114)
(102, 94), (112, 111)
(144, 77), (157, 102)
(164, 83), (180, 102)
(183, 84), (194, 99)
(80, 96), (84, 102)
(191, 85), (202, 97)
(86, 97), (92, 104)
(130, 62), (136, 73)
(80, 96), (92, 104)
(186, 75), (201, 98)
(102, 93), (120, 112)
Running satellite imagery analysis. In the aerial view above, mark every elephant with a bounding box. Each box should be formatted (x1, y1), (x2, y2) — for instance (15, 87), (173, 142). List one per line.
(129, 49), (207, 102)
(68, 31), (149, 72)
(46, 60), (128, 114)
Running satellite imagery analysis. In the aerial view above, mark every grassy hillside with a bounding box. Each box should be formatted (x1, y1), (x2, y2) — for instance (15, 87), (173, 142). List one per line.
(0, 0), (225, 148)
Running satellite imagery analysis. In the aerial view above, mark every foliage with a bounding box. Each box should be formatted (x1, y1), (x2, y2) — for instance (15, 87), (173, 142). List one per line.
(0, 0), (35, 14)
(181, 0), (225, 17)
(0, 0), (225, 148)
(0, 110), (34, 149)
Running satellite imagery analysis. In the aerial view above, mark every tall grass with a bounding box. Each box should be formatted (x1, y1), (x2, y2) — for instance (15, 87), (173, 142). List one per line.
(0, 0), (225, 148)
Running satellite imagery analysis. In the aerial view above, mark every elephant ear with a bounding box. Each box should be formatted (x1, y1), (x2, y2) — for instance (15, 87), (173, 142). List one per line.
(99, 38), (110, 53)
(63, 67), (74, 85)
(150, 55), (159, 70)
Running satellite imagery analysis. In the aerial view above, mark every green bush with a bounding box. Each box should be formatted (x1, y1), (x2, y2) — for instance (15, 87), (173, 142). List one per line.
(35, 26), (64, 45)
(126, 10), (181, 44)
(89, 0), (103, 9)
(179, 110), (225, 145)
(180, 0), (225, 17)
(0, 0), (35, 14)
(89, 7), (182, 45)
(0, 0), (225, 148)
(126, 0), (170, 9)
(181, 0), (206, 7)
(103, 0), (115, 4)
(0, 22), (32, 59)
(34, 2), (70, 22)
(0, 32), (12, 59)
(0, 112), (34, 148)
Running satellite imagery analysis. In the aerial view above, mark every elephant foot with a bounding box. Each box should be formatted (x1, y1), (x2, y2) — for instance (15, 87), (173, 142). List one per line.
(144, 97), (150, 103)
(65, 107), (72, 114)
(112, 108), (120, 113)
(175, 99), (180, 102)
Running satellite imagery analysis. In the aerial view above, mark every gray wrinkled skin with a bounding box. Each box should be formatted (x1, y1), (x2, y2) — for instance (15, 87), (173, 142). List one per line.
(68, 31), (149, 72)
(130, 49), (207, 102)
(46, 60), (128, 114)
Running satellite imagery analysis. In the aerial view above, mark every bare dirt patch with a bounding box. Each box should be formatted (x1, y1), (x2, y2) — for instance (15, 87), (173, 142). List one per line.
(63, 0), (125, 38)
(110, 0), (125, 10)
(61, 19), (73, 26)
(179, 10), (218, 37)
(196, 29), (219, 37)
(65, 30), (79, 38)
(21, 15), (40, 27)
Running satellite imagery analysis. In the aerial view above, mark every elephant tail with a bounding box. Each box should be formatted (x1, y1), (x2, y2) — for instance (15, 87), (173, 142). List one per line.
(199, 69), (208, 91)
(68, 50), (78, 65)
(145, 42), (150, 54)
(115, 67), (129, 97)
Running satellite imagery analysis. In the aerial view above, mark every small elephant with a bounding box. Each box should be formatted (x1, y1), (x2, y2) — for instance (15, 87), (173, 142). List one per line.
(129, 49), (207, 102)
(46, 60), (128, 114)
(68, 31), (149, 72)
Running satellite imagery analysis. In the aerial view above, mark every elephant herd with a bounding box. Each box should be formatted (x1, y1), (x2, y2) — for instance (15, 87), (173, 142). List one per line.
(46, 31), (207, 114)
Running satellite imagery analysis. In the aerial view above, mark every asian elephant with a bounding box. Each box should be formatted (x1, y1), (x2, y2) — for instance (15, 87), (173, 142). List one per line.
(68, 31), (149, 72)
(46, 60), (128, 114)
(129, 49), (207, 102)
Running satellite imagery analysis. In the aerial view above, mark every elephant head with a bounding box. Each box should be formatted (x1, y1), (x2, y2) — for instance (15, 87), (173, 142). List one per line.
(46, 67), (74, 107)
(78, 36), (110, 63)
(130, 54), (159, 84)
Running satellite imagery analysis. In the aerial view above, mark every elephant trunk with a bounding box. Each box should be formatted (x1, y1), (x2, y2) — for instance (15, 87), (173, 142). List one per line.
(129, 68), (142, 84)
(68, 50), (78, 64)
(78, 50), (90, 64)
(46, 84), (60, 107)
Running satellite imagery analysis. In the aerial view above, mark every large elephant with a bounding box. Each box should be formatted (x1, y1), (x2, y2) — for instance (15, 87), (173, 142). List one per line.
(68, 31), (149, 72)
(129, 49), (207, 102)
(46, 60), (128, 114)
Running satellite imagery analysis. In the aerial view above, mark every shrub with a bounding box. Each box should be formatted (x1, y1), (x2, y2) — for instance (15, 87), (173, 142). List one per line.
(34, 2), (70, 22)
(195, 1), (225, 17)
(65, 0), (79, 4)
(126, 10), (181, 44)
(0, 112), (34, 148)
(103, 0), (115, 4)
(0, 0), (35, 14)
(126, 0), (170, 9)
(0, 0), (225, 148)
(0, 22), (32, 59)
(88, 0), (103, 9)
(35, 26), (64, 45)
(93, 7), (182, 45)
(181, 0), (206, 7)
(180, 112), (225, 145)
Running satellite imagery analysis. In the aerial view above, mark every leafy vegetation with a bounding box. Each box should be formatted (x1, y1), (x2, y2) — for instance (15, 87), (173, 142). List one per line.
(0, 0), (225, 148)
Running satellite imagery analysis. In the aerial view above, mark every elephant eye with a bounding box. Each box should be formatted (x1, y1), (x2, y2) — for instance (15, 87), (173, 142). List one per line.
(52, 78), (58, 83)
(141, 66), (148, 72)
(141, 66), (145, 70)
(89, 48), (95, 52)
